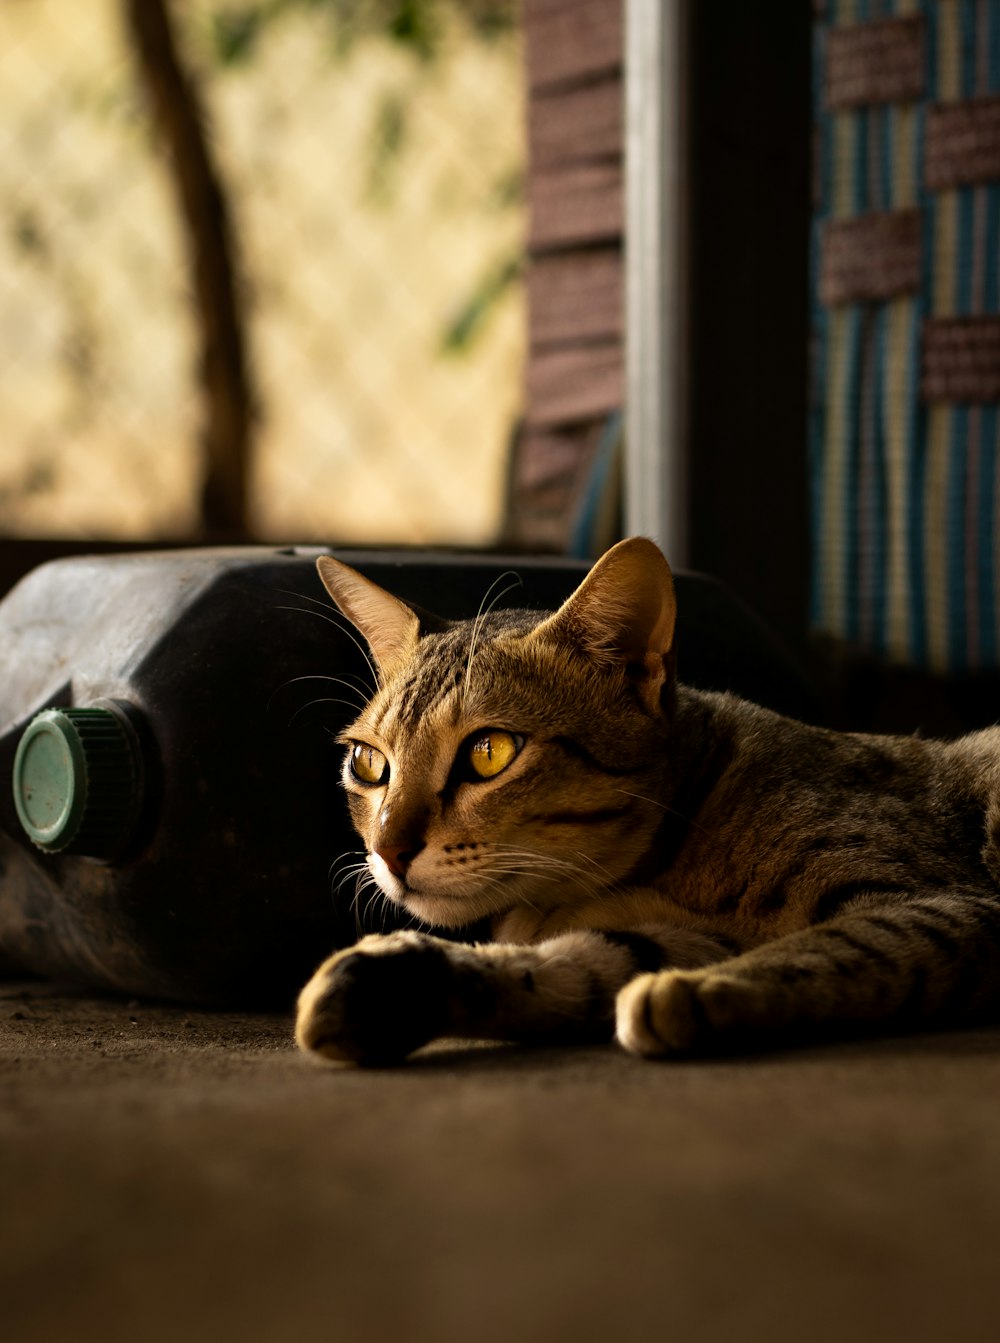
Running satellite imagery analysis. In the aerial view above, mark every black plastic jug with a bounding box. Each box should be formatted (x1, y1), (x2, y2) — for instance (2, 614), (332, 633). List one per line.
(0, 546), (821, 1005)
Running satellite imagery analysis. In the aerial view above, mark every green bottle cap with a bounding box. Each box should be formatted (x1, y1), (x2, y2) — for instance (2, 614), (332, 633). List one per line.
(12, 706), (141, 858)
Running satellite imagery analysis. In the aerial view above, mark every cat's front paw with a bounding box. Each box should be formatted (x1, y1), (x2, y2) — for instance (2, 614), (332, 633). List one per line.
(295, 930), (454, 1066)
(615, 969), (753, 1057)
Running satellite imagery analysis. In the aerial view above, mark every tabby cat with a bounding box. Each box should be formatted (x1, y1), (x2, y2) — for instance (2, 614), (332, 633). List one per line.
(295, 537), (1000, 1064)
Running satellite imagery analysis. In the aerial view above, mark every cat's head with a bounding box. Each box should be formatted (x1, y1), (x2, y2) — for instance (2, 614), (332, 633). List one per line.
(317, 537), (678, 931)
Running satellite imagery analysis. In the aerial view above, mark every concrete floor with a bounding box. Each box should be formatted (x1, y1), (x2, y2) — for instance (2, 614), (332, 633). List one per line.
(4, 978), (1000, 1343)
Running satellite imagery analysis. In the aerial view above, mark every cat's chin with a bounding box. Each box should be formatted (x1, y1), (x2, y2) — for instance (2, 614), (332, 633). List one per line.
(399, 889), (485, 930)
(368, 857), (482, 928)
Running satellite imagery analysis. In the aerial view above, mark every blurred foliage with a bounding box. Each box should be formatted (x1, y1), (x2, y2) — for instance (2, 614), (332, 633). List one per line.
(207, 0), (516, 68)
(0, 0), (524, 539)
(367, 88), (408, 203)
(11, 208), (48, 260)
(441, 250), (521, 354)
(200, 0), (522, 352)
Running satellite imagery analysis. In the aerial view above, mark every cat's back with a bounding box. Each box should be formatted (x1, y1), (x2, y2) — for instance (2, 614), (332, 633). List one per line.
(700, 687), (1000, 808)
(660, 690), (1000, 933)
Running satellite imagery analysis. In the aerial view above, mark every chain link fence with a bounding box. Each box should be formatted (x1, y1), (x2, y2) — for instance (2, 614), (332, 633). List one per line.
(0, 0), (524, 545)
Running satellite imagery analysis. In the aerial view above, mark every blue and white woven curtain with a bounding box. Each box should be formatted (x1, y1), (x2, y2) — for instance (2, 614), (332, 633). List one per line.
(812, 0), (1000, 671)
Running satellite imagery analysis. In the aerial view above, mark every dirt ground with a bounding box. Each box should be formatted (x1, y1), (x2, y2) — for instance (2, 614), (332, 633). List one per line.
(4, 977), (1000, 1343)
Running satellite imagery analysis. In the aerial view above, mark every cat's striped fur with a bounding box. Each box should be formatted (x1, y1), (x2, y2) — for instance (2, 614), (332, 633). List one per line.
(295, 537), (1000, 1064)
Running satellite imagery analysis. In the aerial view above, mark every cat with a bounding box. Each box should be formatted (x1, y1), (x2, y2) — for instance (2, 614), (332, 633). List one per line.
(294, 536), (1000, 1065)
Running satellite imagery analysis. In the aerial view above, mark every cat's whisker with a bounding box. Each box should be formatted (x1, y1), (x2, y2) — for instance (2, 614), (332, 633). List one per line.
(275, 603), (378, 689)
(489, 844), (610, 893)
(379, 889), (398, 934)
(331, 861), (358, 890)
(334, 867), (377, 929)
(333, 862), (371, 897)
(611, 786), (709, 834)
(362, 879), (381, 930)
(267, 673), (368, 716)
(328, 851), (372, 894)
(318, 669), (373, 695)
(467, 874), (540, 920)
(273, 585), (340, 613)
(475, 862), (567, 887)
(462, 571), (523, 712)
(564, 850), (631, 899)
(480, 854), (587, 875)
(490, 843), (582, 866)
(335, 858), (369, 879)
(287, 696), (369, 729)
(477, 848), (609, 906)
(473, 869), (532, 897)
(329, 852), (366, 879)
(357, 876), (387, 934)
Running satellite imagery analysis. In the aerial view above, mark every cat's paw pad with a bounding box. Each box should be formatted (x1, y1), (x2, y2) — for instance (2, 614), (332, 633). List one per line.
(295, 931), (452, 1066)
(615, 970), (750, 1057)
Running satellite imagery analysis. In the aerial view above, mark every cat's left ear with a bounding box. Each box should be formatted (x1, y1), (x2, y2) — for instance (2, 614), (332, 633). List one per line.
(530, 537), (676, 704)
(316, 556), (421, 682)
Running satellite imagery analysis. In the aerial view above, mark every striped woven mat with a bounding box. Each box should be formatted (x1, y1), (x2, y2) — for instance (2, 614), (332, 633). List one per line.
(812, 0), (1000, 671)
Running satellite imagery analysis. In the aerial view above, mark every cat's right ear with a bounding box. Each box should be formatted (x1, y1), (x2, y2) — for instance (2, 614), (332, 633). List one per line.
(529, 537), (676, 705)
(316, 557), (420, 681)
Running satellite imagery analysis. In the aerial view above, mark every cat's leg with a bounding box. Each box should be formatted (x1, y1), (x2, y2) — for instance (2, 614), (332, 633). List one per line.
(296, 925), (726, 1065)
(617, 890), (1000, 1057)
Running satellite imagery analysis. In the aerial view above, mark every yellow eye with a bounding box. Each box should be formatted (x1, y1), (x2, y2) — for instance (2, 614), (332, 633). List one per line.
(350, 743), (388, 785)
(468, 730), (521, 780)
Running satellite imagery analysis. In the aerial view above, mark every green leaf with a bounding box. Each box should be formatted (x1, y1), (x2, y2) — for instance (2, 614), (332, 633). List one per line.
(441, 251), (521, 355)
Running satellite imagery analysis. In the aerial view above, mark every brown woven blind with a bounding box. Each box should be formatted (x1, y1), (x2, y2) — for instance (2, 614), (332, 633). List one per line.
(526, 345), (624, 427)
(921, 316), (1000, 402)
(524, 0), (623, 91)
(528, 251), (623, 347)
(825, 16), (925, 109)
(926, 95), (1000, 190)
(820, 209), (922, 306)
(529, 161), (623, 251)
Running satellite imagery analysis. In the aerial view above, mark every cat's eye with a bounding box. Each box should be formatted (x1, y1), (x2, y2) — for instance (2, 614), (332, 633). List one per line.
(349, 743), (389, 786)
(467, 730), (522, 781)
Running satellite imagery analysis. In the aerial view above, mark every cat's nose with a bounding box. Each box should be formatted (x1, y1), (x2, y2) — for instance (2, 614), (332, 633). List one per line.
(375, 843), (423, 879)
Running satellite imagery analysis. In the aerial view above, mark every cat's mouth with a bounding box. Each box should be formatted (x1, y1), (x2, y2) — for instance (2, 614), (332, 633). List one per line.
(368, 854), (407, 904)
(367, 853), (505, 928)
(367, 856), (446, 915)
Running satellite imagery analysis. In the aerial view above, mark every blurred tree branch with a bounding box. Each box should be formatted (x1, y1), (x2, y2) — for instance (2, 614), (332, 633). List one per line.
(124, 0), (253, 538)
